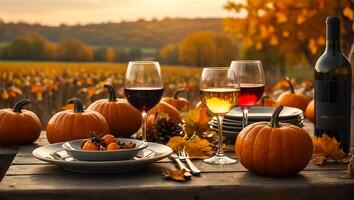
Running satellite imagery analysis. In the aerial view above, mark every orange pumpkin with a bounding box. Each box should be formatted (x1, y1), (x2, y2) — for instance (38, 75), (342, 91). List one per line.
(87, 85), (142, 137)
(161, 88), (189, 111)
(236, 105), (313, 176)
(305, 100), (314, 122)
(47, 97), (109, 143)
(147, 101), (181, 124)
(276, 77), (310, 112)
(257, 96), (276, 107)
(0, 99), (41, 145)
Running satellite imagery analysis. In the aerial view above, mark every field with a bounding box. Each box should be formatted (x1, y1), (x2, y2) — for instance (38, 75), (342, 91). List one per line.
(0, 61), (322, 129)
(0, 61), (203, 126)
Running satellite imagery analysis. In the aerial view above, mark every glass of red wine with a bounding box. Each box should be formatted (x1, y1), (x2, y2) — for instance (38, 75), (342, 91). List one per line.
(124, 61), (164, 141)
(230, 60), (265, 129)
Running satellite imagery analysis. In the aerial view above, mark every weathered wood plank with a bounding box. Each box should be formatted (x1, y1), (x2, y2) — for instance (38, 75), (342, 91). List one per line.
(0, 170), (353, 200)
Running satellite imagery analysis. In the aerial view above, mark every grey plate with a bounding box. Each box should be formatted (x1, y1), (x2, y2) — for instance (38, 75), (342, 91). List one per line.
(210, 120), (304, 131)
(62, 138), (148, 161)
(211, 118), (304, 127)
(32, 142), (172, 173)
(225, 106), (303, 120)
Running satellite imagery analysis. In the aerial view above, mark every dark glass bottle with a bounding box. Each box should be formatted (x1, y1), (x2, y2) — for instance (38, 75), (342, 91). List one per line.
(314, 16), (352, 154)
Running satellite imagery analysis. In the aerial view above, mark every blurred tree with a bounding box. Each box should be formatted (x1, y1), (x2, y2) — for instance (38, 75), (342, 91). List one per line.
(159, 43), (179, 64)
(224, 0), (353, 65)
(127, 48), (142, 60)
(178, 31), (216, 66)
(2, 33), (55, 60)
(213, 34), (238, 66)
(105, 47), (116, 62)
(93, 47), (106, 61)
(116, 49), (128, 62)
(56, 39), (93, 61)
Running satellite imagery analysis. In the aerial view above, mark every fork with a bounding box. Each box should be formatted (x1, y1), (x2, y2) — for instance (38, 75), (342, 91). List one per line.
(178, 147), (201, 176)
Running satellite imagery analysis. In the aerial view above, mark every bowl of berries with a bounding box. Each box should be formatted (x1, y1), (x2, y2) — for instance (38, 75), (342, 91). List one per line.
(62, 134), (148, 161)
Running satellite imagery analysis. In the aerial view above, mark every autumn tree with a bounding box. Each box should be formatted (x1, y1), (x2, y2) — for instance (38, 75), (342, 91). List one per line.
(105, 47), (116, 62)
(159, 43), (179, 64)
(178, 31), (237, 66)
(224, 0), (353, 65)
(56, 39), (93, 61)
(2, 33), (55, 60)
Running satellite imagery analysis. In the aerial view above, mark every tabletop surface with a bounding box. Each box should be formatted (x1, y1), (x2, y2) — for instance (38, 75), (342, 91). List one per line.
(0, 122), (354, 200)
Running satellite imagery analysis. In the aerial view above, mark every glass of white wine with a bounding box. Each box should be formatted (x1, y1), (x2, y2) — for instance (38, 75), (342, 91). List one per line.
(200, 67), (240, 164)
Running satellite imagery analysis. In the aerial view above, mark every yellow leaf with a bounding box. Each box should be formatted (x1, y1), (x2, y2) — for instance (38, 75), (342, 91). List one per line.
(256, 42), (263, 50)
(163, 169), (187, 181)
(343, 7), (353, 21)
(276, 13), (287, 23)
(166, 136), (213, 159)
(308, 39), (317, 54)
(312, 133), (347, 165)
(282, 31), (290, 38)
(297, 15), (306, 25)
(1, 90), (9, 100)
(182, 107), (210, 138)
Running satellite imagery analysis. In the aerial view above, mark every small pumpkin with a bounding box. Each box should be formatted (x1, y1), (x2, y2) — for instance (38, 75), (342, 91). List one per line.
(276, 77), (310, 112)
(0, 98), (41, 145)
(236, 105), (313, 176)
(46, 97), (109, 143)
(87, 85), (141, 137)
(305, 100), (314, 122)
(161, 88), (189, 111)
(147, 101), (181, 124)
(256, 96), (276, 107)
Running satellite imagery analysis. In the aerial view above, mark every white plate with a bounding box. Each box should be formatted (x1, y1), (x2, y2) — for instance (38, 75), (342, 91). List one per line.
(62, 138), (148, 161)
(33, 142), (172, 173)
(225, 106), (303, 120)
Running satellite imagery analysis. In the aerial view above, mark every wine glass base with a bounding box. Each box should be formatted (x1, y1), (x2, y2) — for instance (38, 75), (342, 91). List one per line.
(203, 154), (238, 165)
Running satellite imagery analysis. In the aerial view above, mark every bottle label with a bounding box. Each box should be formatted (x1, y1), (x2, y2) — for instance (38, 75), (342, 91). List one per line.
(315, 80), (348, 130)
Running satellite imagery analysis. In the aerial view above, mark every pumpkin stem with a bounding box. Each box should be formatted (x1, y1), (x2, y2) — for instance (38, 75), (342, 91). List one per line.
(285, 76), (295, 94)
(13, 98), (31, 113)
(104, 85), (117, 101)
(173, 88), (186, 99)
(67, 97), (84, 113)
(268, 105), (284, 128)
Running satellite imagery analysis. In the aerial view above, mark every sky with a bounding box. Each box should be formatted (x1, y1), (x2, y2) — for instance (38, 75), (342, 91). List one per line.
(0, 0), (242, 26)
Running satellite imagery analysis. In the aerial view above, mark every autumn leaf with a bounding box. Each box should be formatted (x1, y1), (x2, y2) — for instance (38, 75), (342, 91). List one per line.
(166, 136), (213, 159)
(163, 169), (188, 182)
(182, 107), (211, 138)
(312, 134), (347, 165)
(343, 6), (353, 21)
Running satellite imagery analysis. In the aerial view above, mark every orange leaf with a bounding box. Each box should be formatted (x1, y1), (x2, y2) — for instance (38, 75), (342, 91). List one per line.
(312, 133), (347, 165)
(343, 6), (353, 21)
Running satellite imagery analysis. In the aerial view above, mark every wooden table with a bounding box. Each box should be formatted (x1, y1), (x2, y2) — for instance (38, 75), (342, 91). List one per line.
(1, 123), (354, 200)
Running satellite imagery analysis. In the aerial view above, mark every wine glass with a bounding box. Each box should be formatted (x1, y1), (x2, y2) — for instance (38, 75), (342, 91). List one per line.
(230, 60), (265, 129)
(124, 61), (164, 142)
(200, 67), (240, 164)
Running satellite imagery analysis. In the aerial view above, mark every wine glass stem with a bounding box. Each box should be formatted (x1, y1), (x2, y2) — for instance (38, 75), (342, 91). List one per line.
(216, 115), (225, 156)
(141, 111), (148, 142)
(242, 108), (249, 129)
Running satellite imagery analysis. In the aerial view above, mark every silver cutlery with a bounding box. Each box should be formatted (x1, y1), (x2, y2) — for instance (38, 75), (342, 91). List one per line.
(169, 153), (192, 178)
(178, 147), (201, 176)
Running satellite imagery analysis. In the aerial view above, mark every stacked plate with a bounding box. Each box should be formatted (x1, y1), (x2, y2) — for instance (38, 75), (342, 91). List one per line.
(210, 106), (304, 141)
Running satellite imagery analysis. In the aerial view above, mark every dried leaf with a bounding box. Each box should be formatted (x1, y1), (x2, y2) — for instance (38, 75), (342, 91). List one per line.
(166, 136), (213, 159)
(182, 107), (210, 138)
(163, 169), (188, 182)
(312, 133), (347, 165)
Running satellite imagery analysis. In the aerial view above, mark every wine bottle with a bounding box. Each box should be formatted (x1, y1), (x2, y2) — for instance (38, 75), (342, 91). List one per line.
(314, 16), (352, 154)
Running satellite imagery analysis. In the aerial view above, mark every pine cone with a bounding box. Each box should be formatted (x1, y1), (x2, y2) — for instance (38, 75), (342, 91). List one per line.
(147, 118), (183, 143)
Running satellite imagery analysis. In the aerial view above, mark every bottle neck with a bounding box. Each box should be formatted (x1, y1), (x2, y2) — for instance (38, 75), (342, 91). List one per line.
(325, 40), (341, 52)
(325, 20), (341, 52)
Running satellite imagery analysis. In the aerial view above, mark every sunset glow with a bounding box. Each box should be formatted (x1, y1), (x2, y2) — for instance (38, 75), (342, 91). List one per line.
(0, 0), (243, 26)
